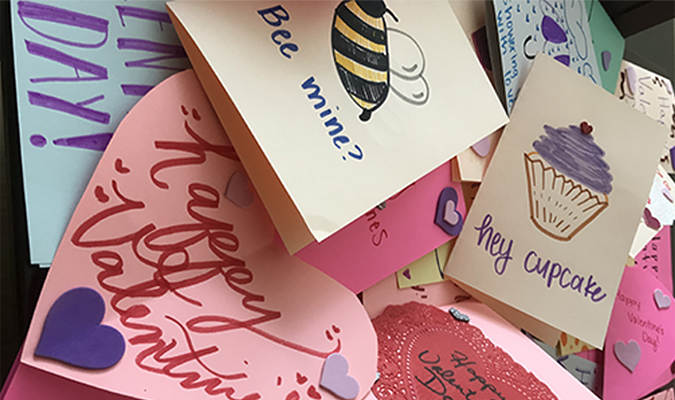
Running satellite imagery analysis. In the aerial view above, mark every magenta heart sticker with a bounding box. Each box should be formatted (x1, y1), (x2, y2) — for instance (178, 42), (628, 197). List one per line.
(644, 208), (661, 231)
(35, 287), (125, 370)
(320, 353), (359, 399)
(614, 340), (641, 373)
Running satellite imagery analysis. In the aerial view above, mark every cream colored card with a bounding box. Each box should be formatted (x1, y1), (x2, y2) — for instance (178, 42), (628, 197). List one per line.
(167, 1), (507, 253)
(615, 60), (675, 173)
(445, 54), (667, 348)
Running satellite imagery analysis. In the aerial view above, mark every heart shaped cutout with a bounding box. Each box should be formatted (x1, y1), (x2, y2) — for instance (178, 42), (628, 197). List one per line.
(601, 50), (612, 72)
(654, 289), (672, 309)
(626, 66), (637, 95)
(448, 307), (470, 322)
(435, 187), (464, 236)
(225, 171), (254, 208)
(320, 353), (360, 399)
(35, 287), (125, 369)
(444, 199), (460, 225)
(402, 268), (411, 280)
(644, 208), (662, 230)
(471, 136), (491, 157)
(614, 340), (641, 373)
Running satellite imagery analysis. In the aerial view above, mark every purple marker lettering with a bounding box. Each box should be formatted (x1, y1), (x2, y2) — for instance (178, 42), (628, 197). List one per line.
(115, 6), (172, 30)
(53, 132), (113, 151)
(117, 38), (187, 71)
(25, 41), (108, 83)
(121, 84), (153, 97)
(17, 1), (109, 49)
(28, 91), (110, 124)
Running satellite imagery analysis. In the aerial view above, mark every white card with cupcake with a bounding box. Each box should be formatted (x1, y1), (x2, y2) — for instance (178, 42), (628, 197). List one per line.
(446, 54), (668, 348)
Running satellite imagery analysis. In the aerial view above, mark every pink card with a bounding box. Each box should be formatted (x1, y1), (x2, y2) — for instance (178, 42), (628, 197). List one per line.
(604, 267), (675, 400)
(294, 165), (465, 293)
(635, 227), (674, 295)
(370, 301), (597, 399)
(20, 70), (377, 400)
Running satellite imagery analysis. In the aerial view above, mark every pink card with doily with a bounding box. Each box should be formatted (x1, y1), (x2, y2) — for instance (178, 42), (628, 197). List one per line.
(370, 301), (597, 399)
(20, 69), (377, 400)
(446, 54), (667, 348)
(604, 266), (675, 400)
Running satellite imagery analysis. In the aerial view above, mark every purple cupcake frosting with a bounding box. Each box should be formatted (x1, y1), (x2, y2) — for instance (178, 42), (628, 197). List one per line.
(532, 124), (613, 194)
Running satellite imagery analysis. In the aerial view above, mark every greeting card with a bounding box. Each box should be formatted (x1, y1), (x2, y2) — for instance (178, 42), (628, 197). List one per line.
(488, 0), (601, 113)
(604, 267), (675, 400)
(20, 70), (377, 400)
(370, 301), (597, 399)
(167, 1), (507, 253)
(10, 0), (190, 265)
(635, 227), (674, 295)
(446, 54), (667, 348)
(396, 241), (453, 289)
(615, 61), (675, 173)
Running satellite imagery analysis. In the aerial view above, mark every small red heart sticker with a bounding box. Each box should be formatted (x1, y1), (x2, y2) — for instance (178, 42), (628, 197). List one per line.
(580, 121), (593, 134)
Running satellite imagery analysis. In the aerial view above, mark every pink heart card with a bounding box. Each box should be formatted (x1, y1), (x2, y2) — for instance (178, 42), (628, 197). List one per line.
(293, 164), (465, 294)
(604, 266), (675, 400)
(370, 301), (597, 399)
(20, 70), (377, 400)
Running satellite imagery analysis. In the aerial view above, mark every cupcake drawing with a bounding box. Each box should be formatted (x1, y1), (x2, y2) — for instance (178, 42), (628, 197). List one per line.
(524, 121), (613, 241)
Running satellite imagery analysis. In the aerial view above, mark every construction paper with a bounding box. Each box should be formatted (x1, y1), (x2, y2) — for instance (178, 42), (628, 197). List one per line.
(604, 267), (675, 400)
(167, 1), (508, 254)
(361, 273), (469, 320)
(635, 227), (674, 295)
(293, 165), (464, 294)
(630, 167), (675, 258)
(585, 0), (624, 93)
(491, 0), (601, 113)
(10, 0), (190, 265)
(615, 61), (675, 174)
(371, 301), (598, 399)
(21, 70), (377, 400)
(557, 331), (595, 357)
(446, 54), (667, 348)
(396, 241), (452, 289)
(644, 388), (675, 400)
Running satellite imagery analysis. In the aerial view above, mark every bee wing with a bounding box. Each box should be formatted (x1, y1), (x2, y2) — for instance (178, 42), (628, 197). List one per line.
(390, 73), (429, 106)
(388, 28), (425, 80)
(387, 28), (429, 105)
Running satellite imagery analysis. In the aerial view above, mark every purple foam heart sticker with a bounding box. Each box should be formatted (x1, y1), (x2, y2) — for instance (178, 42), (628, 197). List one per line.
(471, 136), (491, 157)
(35, 287), (125, 370)
(614, 339), (641, 373)
(402, 269), (411, 280)
(320, 353), (360, 399)
(626, 65), (637, 95)
(601, 50), (612, 72)
(435, 187), (463, 236)
(654, 289), (672, 309)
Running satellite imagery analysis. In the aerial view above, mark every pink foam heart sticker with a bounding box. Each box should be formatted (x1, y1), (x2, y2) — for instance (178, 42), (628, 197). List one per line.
(614, 340), (641, 372)
(320, 353), (360, 399)
(225, 171), (254, 208)
(655, 289), (672, 309)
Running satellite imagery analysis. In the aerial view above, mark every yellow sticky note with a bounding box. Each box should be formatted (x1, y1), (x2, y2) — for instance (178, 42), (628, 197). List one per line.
(397, 241), (454, 288)
(557, 332), (594, 356)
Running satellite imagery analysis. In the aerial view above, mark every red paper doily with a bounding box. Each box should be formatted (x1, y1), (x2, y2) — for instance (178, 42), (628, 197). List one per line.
(371, 302), (558, 400)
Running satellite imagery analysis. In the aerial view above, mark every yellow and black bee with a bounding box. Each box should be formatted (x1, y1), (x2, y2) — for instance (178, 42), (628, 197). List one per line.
(331, 0), (398, 122)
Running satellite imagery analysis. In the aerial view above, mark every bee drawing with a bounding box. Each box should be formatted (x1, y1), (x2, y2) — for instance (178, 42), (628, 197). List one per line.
(331, 0), (429, 122)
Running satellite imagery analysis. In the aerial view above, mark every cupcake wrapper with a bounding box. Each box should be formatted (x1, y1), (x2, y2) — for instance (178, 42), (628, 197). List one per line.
(524, 153), (608, 241)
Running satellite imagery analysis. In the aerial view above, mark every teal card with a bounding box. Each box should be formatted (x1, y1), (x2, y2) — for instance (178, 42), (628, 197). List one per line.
(585, 0), (625, 93)
(11, 1), (190, 264)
